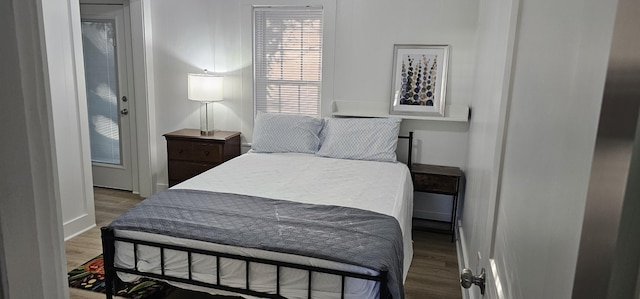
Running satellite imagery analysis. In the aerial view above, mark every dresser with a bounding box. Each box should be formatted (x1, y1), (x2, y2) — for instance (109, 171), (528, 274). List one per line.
(164, 129), (241, 187)
(411, 163), (464, 241)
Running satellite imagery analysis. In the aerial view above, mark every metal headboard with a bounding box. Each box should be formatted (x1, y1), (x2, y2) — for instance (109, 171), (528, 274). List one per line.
(398, 131), (414, 171)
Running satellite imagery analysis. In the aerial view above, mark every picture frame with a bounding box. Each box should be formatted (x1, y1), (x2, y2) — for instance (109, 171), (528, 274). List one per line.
(389, 44), (450, 117)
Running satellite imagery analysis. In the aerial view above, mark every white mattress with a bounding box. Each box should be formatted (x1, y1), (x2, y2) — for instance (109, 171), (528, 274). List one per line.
(114, 152), (414, 298)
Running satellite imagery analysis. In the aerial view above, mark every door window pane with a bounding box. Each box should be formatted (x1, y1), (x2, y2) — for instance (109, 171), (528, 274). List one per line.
(81, 20), (121, 165)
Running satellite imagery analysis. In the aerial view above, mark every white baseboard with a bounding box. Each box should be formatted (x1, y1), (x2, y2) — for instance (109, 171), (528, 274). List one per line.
(63, 214), (96, 241)
(156, 183), (168, 192)
(413, 210), (451, 222)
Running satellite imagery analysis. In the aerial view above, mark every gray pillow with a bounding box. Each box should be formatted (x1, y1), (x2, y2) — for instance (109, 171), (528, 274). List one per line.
(251, 112), (323, 154)
(316, 117), (402, 162)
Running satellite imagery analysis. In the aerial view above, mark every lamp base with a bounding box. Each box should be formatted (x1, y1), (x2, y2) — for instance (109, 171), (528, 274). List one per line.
(200, 102), (215, 136)
(200, 130), (215, 136)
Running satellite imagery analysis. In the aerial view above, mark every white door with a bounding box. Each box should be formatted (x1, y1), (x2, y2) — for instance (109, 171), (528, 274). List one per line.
(472, 0), (519, 295)
(460, 0), (521, 297)
(81, 3), (136, 190)
(462, 0), (621, 298)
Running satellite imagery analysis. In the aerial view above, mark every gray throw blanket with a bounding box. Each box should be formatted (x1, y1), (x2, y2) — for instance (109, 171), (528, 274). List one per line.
(109, 189), (404, 298)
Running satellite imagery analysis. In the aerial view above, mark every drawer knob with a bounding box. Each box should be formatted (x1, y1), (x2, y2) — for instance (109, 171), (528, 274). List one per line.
(178, 149), (184, 154)
(204, 151), (210, 156)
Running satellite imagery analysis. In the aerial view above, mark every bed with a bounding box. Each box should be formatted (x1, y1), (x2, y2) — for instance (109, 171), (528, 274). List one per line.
(101, 114), (414, 299)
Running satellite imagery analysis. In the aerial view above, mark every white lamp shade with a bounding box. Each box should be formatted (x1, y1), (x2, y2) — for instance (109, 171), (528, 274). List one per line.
(188, 74), (224, 102)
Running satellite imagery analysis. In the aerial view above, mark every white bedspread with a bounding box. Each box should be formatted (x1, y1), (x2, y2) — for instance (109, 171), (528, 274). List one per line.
(115, 152), (414, 298)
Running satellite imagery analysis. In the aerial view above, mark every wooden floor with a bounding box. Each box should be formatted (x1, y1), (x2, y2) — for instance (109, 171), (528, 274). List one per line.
(66, 187), (462, 299)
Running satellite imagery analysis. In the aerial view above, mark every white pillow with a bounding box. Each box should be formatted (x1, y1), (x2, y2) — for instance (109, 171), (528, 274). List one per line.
(316, 117), (402, 162)
(251, 112), (323, 154)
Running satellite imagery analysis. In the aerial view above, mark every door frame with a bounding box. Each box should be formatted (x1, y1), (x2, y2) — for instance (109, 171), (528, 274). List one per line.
(128, 0), (157, 197)
(572, 0), (640, 296)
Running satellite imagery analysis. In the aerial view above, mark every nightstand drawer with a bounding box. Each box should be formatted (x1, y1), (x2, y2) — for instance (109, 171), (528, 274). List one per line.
(167, 140), (223, 163)
(168, 161), (218, 183)
(413, 173), (458, 194)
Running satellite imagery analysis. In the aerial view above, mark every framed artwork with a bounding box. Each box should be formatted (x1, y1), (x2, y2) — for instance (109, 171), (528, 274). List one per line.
(390, 44), (450, 117)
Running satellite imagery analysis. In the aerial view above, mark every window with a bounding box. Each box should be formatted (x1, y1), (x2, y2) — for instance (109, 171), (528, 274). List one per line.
(253, 7), (323, 117)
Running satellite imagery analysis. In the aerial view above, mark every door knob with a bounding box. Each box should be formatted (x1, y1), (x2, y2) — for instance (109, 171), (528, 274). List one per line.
(120, 108), (129, 115)
(461, 268), (486, 295)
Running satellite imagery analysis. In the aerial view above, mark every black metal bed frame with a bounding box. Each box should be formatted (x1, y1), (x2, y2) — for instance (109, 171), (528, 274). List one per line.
(101, 227), (389, 299)
(399, 132), (414, 171)
(100, 132), (413, 299)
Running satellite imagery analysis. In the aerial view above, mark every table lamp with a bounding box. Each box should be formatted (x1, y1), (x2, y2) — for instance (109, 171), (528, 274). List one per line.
(188, 71), (223, 136)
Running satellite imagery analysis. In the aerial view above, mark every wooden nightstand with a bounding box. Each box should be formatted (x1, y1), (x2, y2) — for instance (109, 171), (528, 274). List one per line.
(164, 129), (241, 187)
(411, 163), (464, 241)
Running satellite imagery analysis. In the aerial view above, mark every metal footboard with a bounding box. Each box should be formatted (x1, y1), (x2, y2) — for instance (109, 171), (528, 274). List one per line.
(101, 227), (391, 299)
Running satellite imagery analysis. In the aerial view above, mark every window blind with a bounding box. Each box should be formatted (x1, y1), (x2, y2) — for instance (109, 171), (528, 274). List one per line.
(254, 7), (323, 117)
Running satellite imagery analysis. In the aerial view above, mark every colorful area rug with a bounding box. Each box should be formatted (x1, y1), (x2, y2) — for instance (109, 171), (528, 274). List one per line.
(68, 254), (175, 299)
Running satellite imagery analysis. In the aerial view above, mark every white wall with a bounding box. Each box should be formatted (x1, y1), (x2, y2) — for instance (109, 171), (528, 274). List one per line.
(44, 0), (97, 240)
(0, 0), (69, 297)
(332, 1), (478, 111)
(148, 0), (479, 219)
(150, 0), (244, 188)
